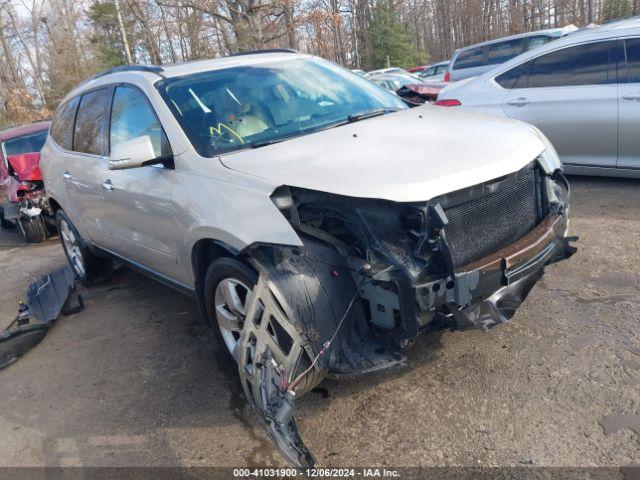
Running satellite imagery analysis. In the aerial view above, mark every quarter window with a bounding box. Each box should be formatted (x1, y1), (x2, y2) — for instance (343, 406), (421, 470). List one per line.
(625, 38), (640, 83)
(73, 88), (112, 155)
(50, 96), (79, 151)
(526, 35), (555, 51)
(527, 41), (615, 88)
(454, 47), (486, 70)
(495, 61), (532, 89)
(110, 85), (168, 158)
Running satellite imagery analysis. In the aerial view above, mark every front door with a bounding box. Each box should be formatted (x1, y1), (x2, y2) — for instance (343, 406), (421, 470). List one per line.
(102, 84), (178, 277)
(502, 40), (619, 168)
(618, 37), (640, 169)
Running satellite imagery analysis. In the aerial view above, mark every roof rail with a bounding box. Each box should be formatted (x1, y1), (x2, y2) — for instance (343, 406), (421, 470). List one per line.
(90, 64), (164, 80)
(228, 48), (300, 57)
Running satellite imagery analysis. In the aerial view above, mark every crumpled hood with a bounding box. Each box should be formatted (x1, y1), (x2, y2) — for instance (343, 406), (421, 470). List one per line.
(220, 106), (548, 203)
(7, 152), (43, 181)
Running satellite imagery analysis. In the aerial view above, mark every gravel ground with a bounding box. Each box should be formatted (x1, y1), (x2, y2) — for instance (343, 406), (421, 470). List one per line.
(0, 175), (638, 469)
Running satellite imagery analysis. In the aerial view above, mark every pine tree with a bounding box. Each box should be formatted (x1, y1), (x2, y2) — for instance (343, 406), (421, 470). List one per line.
(365, 0), (428, 69)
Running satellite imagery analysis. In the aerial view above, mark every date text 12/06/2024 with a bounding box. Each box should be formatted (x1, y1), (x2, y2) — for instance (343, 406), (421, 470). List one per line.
(233, 468), (401, 477)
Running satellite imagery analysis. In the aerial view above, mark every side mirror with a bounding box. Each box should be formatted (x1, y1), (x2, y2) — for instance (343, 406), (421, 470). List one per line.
(109, 135), (159, 170)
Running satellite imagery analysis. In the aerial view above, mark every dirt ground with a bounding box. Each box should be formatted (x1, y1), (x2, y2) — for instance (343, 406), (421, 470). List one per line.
(0, 175), (639, 469)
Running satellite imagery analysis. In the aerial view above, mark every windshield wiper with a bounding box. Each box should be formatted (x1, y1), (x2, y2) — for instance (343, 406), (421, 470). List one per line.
(249, 137), (284, 148)
(244, 108), (402, 151)
(346, 108), (401, 123)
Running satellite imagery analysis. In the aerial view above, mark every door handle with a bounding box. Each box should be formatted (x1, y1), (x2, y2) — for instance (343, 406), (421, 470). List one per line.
(507, 98), (532, 107)
(62, 172), (73, 180)
(102, 180), (115, 191)
(622, 94), (640, 101)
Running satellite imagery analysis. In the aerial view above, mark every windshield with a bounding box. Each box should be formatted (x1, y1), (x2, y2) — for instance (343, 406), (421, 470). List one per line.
(157, 57), (406, 157)
(2, 130), (48, 157)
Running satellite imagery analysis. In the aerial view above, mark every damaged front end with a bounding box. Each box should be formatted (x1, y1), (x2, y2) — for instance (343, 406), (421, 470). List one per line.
(238, 159), (575, 466)
(0, 152), (56, 241)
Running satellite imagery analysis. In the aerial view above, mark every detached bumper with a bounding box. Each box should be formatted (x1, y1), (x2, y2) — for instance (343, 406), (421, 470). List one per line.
(418, 214), (576, 331)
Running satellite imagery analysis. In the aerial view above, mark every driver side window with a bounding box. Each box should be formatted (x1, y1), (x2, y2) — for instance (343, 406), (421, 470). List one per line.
(110, 85), (170, 158)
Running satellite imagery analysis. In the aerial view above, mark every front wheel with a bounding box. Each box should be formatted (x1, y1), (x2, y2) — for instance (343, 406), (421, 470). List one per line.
(204, 257), (258, 362)
(17, 215), (46, 243)
(57, 210), (113, 284)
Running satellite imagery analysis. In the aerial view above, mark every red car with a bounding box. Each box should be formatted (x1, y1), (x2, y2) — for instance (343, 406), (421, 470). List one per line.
(0, 121), (55, 243)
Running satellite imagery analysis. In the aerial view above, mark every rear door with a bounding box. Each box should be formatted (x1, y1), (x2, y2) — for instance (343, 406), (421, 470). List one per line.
(502, 40), (619, 168)
(618, 37), (640, 169)
(102, 84), (178, 277)
(62, 87), (114, 246)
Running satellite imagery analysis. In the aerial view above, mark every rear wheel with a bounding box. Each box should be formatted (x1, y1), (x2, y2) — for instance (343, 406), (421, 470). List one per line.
(17, 215), (46, 243)
(0, 208), (14, 229)
(57, 210), (113, 284)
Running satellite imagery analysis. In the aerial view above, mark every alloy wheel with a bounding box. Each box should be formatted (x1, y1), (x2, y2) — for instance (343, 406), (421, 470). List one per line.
(59, 219), (86, 278)
(214, 277), (252, 355)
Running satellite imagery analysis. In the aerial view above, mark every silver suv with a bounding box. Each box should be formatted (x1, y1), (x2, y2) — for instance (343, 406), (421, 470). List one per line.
(40, 50), (575, 466)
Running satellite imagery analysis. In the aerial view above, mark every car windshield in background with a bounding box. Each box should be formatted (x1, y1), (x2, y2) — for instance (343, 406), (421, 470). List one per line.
(157, 57), (406, 157)
(3, 130), (48, 157)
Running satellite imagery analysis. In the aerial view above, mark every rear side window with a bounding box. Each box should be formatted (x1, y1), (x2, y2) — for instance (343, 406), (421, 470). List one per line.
(73, 88), (112, 156)
(625, 38), (640, 83)
(110, 85), (170, 158)
(527, 41), (615, 88)
(454, 46), (486, 70)
(495, 61), (532, 89)
(50, 96), (79, 151)
(487, 38), (525, 65)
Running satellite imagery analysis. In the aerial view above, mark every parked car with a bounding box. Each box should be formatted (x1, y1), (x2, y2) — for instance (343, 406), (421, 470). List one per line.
(369, 74), (444, 105)
(407, 65), (428, 73)
(365, 67), (409, 77)
(0, 121), (56, 242)
(447, 25), (577, 82)
(351, 69), (366, 76)
(436, 17), (640, 177)
(41, 51), (574, 467)
(419, 60), (450, 82)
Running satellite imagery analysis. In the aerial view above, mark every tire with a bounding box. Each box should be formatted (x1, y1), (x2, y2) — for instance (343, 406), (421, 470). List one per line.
(56, 210), (113, 285)
(0, 208), (15, 229)
(203, 257), (327, 395)
(43, 214), (58, 236)
(17, 215), (46, 243)
(204, 257), (258, 364)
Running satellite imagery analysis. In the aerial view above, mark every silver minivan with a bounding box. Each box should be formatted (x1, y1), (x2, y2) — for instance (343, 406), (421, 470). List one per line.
(437, 17), (640, 177)
(448, 25), (577, 82)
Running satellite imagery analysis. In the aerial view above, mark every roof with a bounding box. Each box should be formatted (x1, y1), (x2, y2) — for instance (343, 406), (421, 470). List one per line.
(0, 120), (51, 142)
(454, 25), (577, 54)
(62, 51), (311, 103)
(603, 16), (640, 31)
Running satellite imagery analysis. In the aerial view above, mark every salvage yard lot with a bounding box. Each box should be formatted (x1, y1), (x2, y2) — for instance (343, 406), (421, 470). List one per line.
(0, 176), (638, 468)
